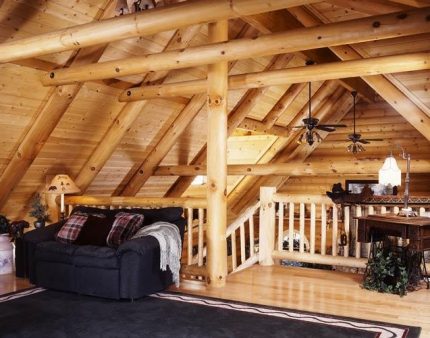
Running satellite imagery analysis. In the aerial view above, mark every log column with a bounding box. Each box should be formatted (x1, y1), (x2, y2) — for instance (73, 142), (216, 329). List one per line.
(206, 20), (228, 288)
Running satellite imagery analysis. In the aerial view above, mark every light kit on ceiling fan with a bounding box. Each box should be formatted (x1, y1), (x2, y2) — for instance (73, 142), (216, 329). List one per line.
(346, 91), (382, 154)
(294, 81), (346, 146)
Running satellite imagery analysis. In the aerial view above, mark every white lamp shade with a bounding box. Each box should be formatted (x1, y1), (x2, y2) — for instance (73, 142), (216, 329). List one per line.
(47, 174), (81, 194)
(378, 155), (401, 186)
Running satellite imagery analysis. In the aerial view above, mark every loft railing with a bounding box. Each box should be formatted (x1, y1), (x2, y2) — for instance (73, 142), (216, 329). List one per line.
(257, 187), (430, 270)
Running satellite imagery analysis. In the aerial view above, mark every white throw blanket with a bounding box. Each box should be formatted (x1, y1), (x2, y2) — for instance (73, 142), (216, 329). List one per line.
(131, 222), (182, 287)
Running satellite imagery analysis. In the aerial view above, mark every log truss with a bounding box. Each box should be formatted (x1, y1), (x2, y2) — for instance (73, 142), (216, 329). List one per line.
(0, 0), (429, 224)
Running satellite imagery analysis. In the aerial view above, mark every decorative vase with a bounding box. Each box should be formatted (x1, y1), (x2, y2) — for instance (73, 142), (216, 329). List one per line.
(34, 220), (45, 229)
(0, 234), (13, 275)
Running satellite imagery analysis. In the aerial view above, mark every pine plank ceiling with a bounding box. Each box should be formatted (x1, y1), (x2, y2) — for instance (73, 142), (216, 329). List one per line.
(0, 0), (429, 220)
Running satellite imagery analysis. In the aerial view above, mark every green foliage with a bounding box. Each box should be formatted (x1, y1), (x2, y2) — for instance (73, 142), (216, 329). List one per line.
(0, 214), (10, 234)
(363, 246), (409, 296)
(28, 193), (50, 222)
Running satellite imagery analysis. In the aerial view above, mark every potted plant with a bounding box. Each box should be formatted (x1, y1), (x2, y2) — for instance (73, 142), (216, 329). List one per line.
(0, 214), (14, 275)
(0, 215), (10, 235)
(28, 193), (50, 228)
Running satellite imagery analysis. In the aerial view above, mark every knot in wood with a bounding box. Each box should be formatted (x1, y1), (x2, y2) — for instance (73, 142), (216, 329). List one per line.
(208, 95), (223, 107)
(49, 72), (55, 79)
(372, 21), (381, 28)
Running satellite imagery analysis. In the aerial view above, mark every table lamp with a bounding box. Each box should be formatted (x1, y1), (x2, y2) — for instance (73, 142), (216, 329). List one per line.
(47, 174), (80, 219)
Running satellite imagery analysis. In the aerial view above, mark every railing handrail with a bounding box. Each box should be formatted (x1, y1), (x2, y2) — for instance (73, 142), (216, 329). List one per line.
(64, 195), (207, 209)
(226, 201), (260, 237)
(273, 193), (332, 205)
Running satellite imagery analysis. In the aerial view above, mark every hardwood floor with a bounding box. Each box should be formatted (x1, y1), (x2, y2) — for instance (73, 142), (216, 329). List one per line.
(175, 265), (430, 337)
(2, 266), (430, 336)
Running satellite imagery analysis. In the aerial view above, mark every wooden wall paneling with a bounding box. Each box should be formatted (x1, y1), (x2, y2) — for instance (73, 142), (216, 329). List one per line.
(288, 6), (430, 142)
(326, 0), (411, 15)
(164, 54), (293, 198)
(42, 8), (430, 86)
(0, 0), (319, 63)
(0, 1), (118, 211)
(75, 25), (201, 193)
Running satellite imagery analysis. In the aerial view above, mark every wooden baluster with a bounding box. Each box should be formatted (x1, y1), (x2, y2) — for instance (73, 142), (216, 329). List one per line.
(240, 222), (246, 263)
(321, 204), (326, 256)
(289, 202), (294, 253)
(187, 208), (193, 266)
(198, 208), (204, 267)
(278, 202), (284, 251)
(394, 206), (400, 214)
(231, 231), (237, 271)
(344, 206), (350, 258)
(258, 187), (276, 265)
(332, 204), (338, 257)
(381, 206), (387, 214)
(310, 203), (316, 255)
(355, 206), (362, 259)
(299, 203), (305, 253)
(420, 207), (425, 216)
(249, 216), (255, 256)
(368, 205), (375, 215)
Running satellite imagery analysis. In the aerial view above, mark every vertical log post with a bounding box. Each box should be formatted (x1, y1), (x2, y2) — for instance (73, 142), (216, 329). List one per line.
(259, 187), (276, 265)
(206, 20), (228, 287)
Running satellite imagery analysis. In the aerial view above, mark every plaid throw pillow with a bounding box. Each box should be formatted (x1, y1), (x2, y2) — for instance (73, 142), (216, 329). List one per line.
(56, 214), (88, 244)
(106, 212), (144, 248)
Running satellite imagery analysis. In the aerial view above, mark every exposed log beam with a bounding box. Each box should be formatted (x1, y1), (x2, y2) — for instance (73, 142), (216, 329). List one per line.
(0, 2), (116, 210)
(43, 8), (430, 86)
(238, 118), (288, 137)
(326, 0), (410, 14)
(75, 26), (202, 193)
(0, 0), (317, 63)
(241, 9), (375, 102)
(116, 26), (266, 196)
(154, 159), (430, 176)
(262, 83), (307, 128)
(120, 52), (430, 100)
(206, 20), (228, 287)
(288, 6), (430, 142)
(164, 55), (293, 197)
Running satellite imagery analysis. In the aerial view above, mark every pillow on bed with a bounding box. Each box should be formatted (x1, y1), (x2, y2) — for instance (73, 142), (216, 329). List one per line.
(56, 214), (89, 244)
(106, 212), (144, 248)
(74, 215), (114, 246)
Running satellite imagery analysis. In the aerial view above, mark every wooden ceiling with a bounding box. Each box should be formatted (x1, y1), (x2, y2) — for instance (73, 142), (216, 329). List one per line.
(0, 0), (429, 221)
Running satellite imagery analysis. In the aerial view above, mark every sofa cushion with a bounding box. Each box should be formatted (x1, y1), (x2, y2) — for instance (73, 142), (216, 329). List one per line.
(115, 207), (183, 226)
(35, 241), (79, 264)
(106, 212), (144, 248)
(56, 214), (88, 244)
(74, 246), (119, 269)
(74, 215), (114, 246)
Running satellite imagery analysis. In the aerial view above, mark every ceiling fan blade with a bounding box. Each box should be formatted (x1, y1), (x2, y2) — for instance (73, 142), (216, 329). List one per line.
(319, 124), (347, 128)
(316, 125), (336, 132)
(292, 126), (306, 129)
(357, 139), (370, 144)
(363, 138), (383, 142)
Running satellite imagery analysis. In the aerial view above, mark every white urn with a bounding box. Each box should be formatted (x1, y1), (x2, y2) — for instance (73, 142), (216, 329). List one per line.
(0, 234), (13, 275)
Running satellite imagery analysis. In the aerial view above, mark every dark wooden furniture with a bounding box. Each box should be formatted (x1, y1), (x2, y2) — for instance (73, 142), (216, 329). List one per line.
(357, 214), (430, 252)
(357, 214), (430, 287)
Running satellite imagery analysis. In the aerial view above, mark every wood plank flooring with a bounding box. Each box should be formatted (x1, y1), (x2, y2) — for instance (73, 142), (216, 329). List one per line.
(174, 265), (430, 337)
(2, 265), (430, 336)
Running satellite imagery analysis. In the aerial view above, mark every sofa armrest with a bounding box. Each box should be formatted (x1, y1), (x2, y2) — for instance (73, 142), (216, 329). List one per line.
(23, 221), (64, 244)
(117, 236), (159, 256)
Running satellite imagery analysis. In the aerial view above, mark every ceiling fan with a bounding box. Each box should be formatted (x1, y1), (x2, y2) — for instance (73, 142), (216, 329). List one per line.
(294, 82), (346, 146)
(346, 91), (382, 154)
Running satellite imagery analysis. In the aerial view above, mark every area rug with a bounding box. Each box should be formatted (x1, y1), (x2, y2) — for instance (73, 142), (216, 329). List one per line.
(0, 288), (421, 338)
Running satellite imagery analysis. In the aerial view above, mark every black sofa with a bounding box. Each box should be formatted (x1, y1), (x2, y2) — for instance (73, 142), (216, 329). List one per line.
(22, 206), (186, 300)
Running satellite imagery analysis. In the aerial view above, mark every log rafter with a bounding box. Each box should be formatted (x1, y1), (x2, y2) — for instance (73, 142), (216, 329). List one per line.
(0, 0), (318, 63)
(42, 8), (430, 86)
